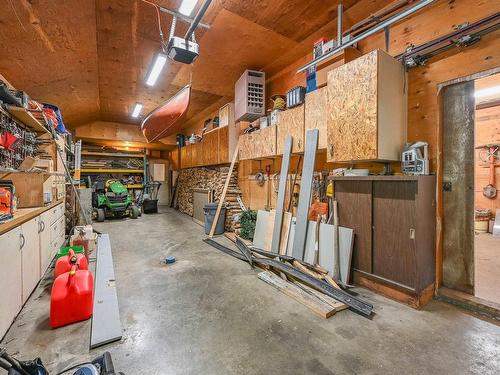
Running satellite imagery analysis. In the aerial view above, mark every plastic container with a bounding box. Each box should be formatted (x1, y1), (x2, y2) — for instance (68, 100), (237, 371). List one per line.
(203, 202), (226, 235)
(54, 249), (89, 279)
(50, 266), (94, 328)
(143, 199), (158, 214)
(56, 245), (84, 259)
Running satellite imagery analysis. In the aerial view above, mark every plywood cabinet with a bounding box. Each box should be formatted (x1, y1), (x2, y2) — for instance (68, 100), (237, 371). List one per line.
(179, 123), (240, 168)
(305, 87), (328, 150)
(0, 226), (22, 338)
(326, 50), (406, 162)
(277, 105), (305, 154)
(202, 130), (219, 166)
(239, 125), (276, 160)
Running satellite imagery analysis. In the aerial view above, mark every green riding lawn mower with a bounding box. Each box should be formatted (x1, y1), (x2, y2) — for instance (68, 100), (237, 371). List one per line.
(92, 179), (140, 222)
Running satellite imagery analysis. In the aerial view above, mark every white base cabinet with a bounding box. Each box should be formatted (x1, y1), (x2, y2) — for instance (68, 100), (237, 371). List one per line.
(0, 202), (65, 338)
(0, 227), (22, 338)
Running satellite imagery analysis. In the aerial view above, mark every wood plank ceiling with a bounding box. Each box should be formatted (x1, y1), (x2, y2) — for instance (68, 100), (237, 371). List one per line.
(0, 0), (391, 131)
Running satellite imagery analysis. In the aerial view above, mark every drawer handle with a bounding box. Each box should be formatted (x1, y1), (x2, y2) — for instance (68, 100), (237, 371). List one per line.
(20, 234), (25, 249)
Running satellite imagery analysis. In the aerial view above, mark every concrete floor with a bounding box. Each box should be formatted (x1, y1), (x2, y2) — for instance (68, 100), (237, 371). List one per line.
(475, 233), (500, 304)
(2, 207), (500, 374)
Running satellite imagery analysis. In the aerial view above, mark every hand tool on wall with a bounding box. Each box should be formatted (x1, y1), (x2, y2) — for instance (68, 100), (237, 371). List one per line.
(477, 143), (500, 199)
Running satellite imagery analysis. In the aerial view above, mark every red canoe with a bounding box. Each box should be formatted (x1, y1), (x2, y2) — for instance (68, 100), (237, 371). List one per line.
(141, 84), (191, 142)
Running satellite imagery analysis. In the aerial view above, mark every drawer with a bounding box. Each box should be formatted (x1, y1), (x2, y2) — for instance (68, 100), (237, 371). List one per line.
(49, 203), (64, 225)
(50, 215), (65, 244)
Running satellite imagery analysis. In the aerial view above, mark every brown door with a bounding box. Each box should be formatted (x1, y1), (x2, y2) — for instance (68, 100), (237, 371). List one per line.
(442, 81), (475, 294)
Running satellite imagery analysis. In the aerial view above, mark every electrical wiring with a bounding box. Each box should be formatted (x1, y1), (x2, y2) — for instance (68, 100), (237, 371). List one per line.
(142, 0), (165, 44)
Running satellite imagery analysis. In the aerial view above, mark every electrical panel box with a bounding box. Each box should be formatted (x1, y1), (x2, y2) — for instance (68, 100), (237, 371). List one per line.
(234, 69), (265, 122)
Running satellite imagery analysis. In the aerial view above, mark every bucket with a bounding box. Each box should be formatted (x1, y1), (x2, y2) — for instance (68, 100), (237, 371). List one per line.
(143, 199), (158, 214)
(203, 202), (226, 235)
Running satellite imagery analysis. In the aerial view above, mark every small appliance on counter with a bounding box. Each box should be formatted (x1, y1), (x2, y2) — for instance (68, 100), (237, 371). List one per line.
(402, 141), (429, 175)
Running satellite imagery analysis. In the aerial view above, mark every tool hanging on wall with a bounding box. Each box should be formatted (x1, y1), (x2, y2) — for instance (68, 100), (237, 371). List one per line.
(477, 143), (500, 199)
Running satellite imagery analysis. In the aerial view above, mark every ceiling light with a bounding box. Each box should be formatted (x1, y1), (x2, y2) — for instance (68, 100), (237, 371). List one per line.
(179, 0), (198, 16)
(475, 85), (500, 98)
(131, 103), (143, 118)
(145, 53), (167, 86)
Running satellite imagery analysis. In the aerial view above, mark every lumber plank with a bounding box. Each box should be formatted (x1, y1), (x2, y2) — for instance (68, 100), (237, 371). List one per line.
(258, 271), (336, 318)
(90, 234), (122, 349)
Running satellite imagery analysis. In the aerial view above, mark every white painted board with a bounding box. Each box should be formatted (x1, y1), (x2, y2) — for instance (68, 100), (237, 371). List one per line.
(253, 210), (270, 249)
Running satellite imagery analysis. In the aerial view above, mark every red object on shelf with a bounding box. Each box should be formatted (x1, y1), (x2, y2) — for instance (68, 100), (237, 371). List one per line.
(50, 266), (94, 328)
(54, 249), (89, 279)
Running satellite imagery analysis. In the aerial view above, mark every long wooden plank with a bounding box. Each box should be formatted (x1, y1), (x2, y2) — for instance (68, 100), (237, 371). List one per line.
(292, 129), (319, 259)
(208, 140), (239, 238)
(90, 234), (122, 349)
(271, 135), (292, 253)
(258, 271), (336, 318)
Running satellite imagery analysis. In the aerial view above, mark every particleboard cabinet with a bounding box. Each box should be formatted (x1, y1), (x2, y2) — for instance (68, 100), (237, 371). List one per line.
(305, 87), (328, 150)
(326, 49), (406, 162)
(239, 125), (277, 160)
(277, 105), (305, 154)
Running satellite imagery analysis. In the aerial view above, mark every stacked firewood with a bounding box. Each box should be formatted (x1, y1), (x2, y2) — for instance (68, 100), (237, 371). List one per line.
(176, 166), (243, 232)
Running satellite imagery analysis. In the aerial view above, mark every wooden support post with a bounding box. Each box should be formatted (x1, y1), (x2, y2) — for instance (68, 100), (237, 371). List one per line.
(208, 140), (239, 238)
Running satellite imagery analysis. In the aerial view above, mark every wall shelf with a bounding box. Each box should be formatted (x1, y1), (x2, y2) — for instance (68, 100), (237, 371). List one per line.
(4, 105), (50, 134)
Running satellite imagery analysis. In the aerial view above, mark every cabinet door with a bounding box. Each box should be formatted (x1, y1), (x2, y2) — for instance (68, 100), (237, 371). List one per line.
(372, 181), (417, 288)
(0, 227), (22, 338)
(326, 51), (378, 162)
(21, 217), (41, 303)
(39, 210), (52, 275)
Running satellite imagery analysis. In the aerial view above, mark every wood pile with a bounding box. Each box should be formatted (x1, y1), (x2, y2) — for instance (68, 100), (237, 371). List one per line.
(176, 166), (243, 232)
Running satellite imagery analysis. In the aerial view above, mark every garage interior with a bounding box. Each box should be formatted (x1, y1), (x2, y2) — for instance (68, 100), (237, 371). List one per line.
(0, 0), (499, 374)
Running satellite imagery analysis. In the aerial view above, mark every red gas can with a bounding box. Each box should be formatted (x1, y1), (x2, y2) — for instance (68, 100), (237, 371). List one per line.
(54, 249), (88, 278)
(50, 266), (94, 328)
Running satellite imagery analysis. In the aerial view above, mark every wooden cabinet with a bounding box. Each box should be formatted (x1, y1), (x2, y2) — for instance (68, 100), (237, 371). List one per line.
(305, 87), (328, 150)
(326, 49), (406, 162)
(21, 217), (41, 303)
(0, 226), (22, 338)
(239, 125), (277, 160)
(334, 176), (436, 308)
(277, 105), (305, 154)
(202, 130), (218, 166)
(179, 124), (240, 168)
(181, 144), (192, 168)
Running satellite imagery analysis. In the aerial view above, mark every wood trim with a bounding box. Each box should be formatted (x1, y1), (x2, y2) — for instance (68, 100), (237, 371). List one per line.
(353, 270), (435, 309)
(0, 199), (64, 236)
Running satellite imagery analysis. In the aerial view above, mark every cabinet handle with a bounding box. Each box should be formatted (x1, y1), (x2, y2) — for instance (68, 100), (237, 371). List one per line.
(20, 234), (25, 249)
(41, 220), (46, 232)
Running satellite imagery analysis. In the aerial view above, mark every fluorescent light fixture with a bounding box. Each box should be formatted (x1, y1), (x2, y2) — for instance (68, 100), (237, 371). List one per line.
(179, 0), (198, 16)
(131, 103), (143, 118)
(145, 53), (167, 86)
(475, 85), (500, 99)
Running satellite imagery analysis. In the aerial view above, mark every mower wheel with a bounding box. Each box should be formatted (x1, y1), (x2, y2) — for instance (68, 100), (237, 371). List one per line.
(130, 205), (140, 219)
(97, 208), (105, 222)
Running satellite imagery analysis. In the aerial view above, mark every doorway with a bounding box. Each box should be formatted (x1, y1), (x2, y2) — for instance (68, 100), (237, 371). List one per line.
(441, 71), (500, 306)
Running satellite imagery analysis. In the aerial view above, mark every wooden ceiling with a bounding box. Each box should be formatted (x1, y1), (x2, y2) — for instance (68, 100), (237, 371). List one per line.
(0, 0), (393, 131)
